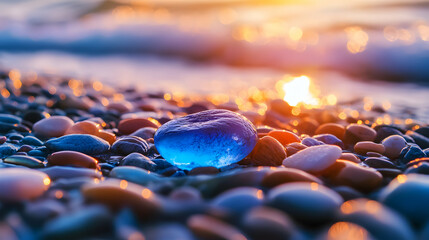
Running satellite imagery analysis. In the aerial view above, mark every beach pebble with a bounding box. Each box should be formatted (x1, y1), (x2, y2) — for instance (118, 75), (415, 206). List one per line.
(211, 187), (264, 217)
(0, 143), (18, 158)
(262, 168), (322, 188)
(267, 130), (300, 146)
(354, 141), (385, 155)
(242, 206), (295, 240)
(82, 178), (161, 217)
(111, 136), (149, 155)
(248, 136), (286, 166)
(42, 205), (112, 240)
(338, 199), (415, 240)
(118, 118), (160, 135)
(339, 152), (361, 163)
(65, 120), (100, 135)
(301, 137), (324, 147)
(106, 101), (133, 113)
(154, 109), (258, 170)
(379, 174), (429, 225)
(33, 116), (74, 137)
(399, 144), (426, 164)
(40, 166), (102, 180)
(188, 214), (247, 240)
(375, 126), (404, 143)
(363, 157), (396, 169)
(21, 135), (44, 146)
(405, 162), (429, 174)
(96, 130), (116, 145)
(0, 168), (50, 201)
(282, 145), (342, 173)
(267, 182), (343, 223)
(315, 123), (346, 139)
(130, 127), (157, 139)
(110, 166), (160, 186)
(48, 151), (98, 169)
(324, 160), (382, 192)
(322, 222), (372, 240)
(4, 155), (44, 168)
(345, 124), (376, 144)
(415, 127), (429, 138)
(314, 134), (344, 148)
(382, 135), (407, 159)
(0, 113), (21, 124)
(120, 152), (157, 171)
(407, 131), (429, 149)
(285, 142), (307, 156)
(45, 134), (110, 155)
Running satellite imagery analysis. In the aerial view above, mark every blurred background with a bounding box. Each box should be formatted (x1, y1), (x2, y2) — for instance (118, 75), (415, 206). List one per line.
(0, 0), (428, 119)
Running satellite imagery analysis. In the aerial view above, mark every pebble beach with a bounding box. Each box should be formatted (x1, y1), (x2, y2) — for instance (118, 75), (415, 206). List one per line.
(0, 69), (428, 240)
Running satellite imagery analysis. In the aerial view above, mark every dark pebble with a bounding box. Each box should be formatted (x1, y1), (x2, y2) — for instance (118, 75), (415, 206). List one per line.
(407, 131), (429, 149)
(3, 155), (44, 168)
(21, 136), (44, 146)
(399, 144), (426, 165)
(111, 136), (149, 155)
(0, 143), (18, 158)
(314, 134), (344, 148)
(45, 134), (110, 155)
(121, 152), (157, 172)
(363, 157), (397, 169)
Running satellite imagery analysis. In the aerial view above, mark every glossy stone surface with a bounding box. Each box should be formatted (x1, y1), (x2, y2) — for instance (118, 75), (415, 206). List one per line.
(282, 145), (342, 173)
(0, 168), (50, 201)
(33, 116), (74, 138)
(48, 151), (98, 169)
(154, 109), (258, 170)
(45, 134), (110, 155)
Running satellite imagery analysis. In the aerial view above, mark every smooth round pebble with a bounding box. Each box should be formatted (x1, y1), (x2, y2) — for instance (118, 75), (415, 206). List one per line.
(4, 155), (44, 168)
(187, 214), (247, 240)
(248, 136), (286, 166)
(211, 187), (264, 217)
(65, 121), (100, 135)
(33, 116), (74, 137)
(0, 168), (50, 201)
(267, 130), (300, 146)
(45, 134), (110, 155)
(262, 168), (322, 188)
(282, 145), (342, 173)
(315, 123), (346, 140)
(118, 118), (160, 135)
(267, 182), (343, 223)
(345, 124), (377, 144)
(154, 109), (258, 170)
(48, 151), (98, 169)
(382, 135), (407, 159)
(339, 152), (361, 163)
(111, 136), (149, 155)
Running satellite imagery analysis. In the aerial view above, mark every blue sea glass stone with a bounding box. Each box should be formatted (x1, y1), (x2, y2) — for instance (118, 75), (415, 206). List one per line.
(154, 109), (258, 170)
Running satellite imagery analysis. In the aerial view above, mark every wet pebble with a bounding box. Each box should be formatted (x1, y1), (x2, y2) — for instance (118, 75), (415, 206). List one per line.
(283, 145), (342, 173)
(315, 123), (346, 140)
(4, 155), (44, 168)
(267, 182), (343, 223)
(262, 168), (322, 188)
(33, 116), (74, 137)
(0, 168), (50, 201)
(0, 113), (21, 124)
(354, 141), (385, 155)
(48, 151), (98, 169)
(363, 157), (396, 169)
(267, 130), (300, 146)
(154, 109), (258, 170)
(188, 166), (219, 176)
(345, 124), (376, 144)
(118, 118), (160, 135)
(109, 166), (161, 186)
(187, 214), (247, 240)
(130, 127), (157, 139)
(211, 187), (264, 218)
(40, 166), (102, 180)
(0, 143), (18, 158)
(111, 136), (149, 155)
(381, 135), (407, 159)
(248, 136), (286, 166)
(121, 152), (157, 171)
(45, 134), (110, 155)
(21, 135), (44, 146)
(399, 144), (426, 165)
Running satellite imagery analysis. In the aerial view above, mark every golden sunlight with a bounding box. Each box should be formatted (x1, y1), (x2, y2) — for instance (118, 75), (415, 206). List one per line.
(282, 75), (319, 107)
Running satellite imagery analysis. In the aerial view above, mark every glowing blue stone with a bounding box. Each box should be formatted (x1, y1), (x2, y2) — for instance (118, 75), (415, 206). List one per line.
(154, 109), (258, 170)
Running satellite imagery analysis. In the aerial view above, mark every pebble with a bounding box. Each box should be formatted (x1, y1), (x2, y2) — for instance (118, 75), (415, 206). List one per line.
(345, 124), (377, 144)
(4, 155), (44, 168)
(301, 137), (324, 147)
(267, 130), (300, 146)
(188, 166), (219, 175)
(65, 120), (100, 135)
(375, 126), (404, 143)
(48, 151), (98, 169)
(315, 123), (346, 140)
(407, 130), (429, 149)
(379, 174), (429, 226)
(314, 134), (344, 148)
(95, 130), (116, 145)
(405, 162), (429, 174)
(267, 182), (343, 223)
(363, 157), (397, 169)
(121, 152), (157, 171)
(282, 145), (342, 173)
(354, 141), (385, 155)
(0, 168), (50, 201)
(322, 222), (372, 240)
(262, 168), (322, 188)
(42, 205), (112, 240)
(118, 118), (160, 135)
(211, 187), (264, 218)
(0, 143), (18, 158)
(106, 101), (133, 113)
(399, 144), (426, 164)
(130, 127), (157, 139)
(324, 160), (382, 192)
(381, 135), (407, 159)
(40, 166), (102, 180)
(339, 199), (415, 240)
(154, 109), (258, 170)
(248, 136), (286, 166)
(21, 135), (44, 146)
(285, 142), (307, 156)
(33, 116), (74, 137)
(415, 127), (429, 138)
(339, 152), (361, 163)
(82, 179), (161, 218)
(109, 166), (161, 186)
(111, 136), (149, 155)
(0, 113), (21, 124)
(45, 134), (110, 155)
(242, 206), (295, 240)
(187, 214), (247, 240)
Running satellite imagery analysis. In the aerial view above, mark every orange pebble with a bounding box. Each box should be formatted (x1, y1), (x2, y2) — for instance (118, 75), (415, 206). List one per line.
(267, 130), (301, 146)
(96, 130), (116, 145)
(339, 152), (361, 163)
(65, 121), (99, 135)
(354, 141), (385, 155)
(315, 123), (346, 140)
(48, 151), (98, 169)
(118, 118), (161, 135)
